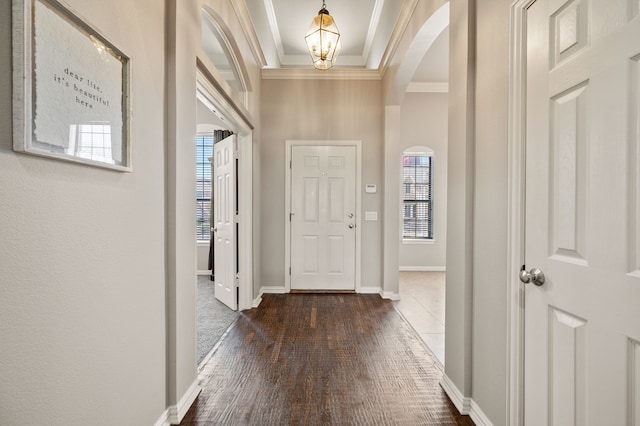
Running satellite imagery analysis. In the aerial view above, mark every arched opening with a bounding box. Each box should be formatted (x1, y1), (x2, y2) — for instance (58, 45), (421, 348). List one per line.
(195, 7), (254, 370)
(384, 2), (450, 367)
(200, 6), (252, 108)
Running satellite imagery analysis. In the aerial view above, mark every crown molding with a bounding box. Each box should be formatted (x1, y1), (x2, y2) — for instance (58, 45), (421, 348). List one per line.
(263, 0), (286, 62)
(261, 67), (382, 80)
(377, 0), (419, 78)
(362, 0), (386, 60)
(231, 0), (268, 68)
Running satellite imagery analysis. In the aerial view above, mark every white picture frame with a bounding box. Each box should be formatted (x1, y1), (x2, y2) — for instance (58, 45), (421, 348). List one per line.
(12, 0), (131, 171)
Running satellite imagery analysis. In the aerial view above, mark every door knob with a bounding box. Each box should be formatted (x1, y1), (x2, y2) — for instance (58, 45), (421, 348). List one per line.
(348, 223), (355, 229)
(211, 227), (217, 233)
(519, 265), (545, 286)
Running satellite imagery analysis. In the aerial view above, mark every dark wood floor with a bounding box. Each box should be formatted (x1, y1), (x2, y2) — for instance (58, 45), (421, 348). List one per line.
(180, 294), (474, 425)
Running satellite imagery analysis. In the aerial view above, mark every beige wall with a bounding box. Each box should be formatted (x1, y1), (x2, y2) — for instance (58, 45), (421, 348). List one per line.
(445, 1), (511, 424)
(0, 0), (516, 423)
(445, 0), (476, 405)
(0, 0), (167, 423)
(1, 0), (262, 423)
(259, 79), (384, 291)
(472, 0), (510, 423)
(399, 93), (448, 269)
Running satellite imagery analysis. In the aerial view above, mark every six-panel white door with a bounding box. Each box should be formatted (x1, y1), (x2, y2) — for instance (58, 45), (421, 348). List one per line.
(524, 1), (640, 424)
(213, 135), (236, 310)
(290, 145), (356, 291)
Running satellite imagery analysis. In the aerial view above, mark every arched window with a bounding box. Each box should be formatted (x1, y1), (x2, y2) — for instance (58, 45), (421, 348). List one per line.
(402, 147), (434, 240)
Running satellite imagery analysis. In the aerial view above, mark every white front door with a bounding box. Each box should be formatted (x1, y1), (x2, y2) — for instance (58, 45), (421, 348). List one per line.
(523, 1), (640, 424)
(213, 135), (236, 309)
(290, 145), (356, 291)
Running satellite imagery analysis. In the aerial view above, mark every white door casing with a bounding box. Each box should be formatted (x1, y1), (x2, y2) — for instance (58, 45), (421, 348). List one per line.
(213, 134), (237, 309)
(518, 1), (640, 424)
(289, 145), (357, 291)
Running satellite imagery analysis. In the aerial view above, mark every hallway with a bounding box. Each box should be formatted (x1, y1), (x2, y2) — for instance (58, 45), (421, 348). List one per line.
(180, 294), (471, 425)
(395, 271), (446, 365)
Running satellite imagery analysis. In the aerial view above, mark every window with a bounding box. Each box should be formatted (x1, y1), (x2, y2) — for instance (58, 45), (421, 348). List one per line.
(402, 153), (433, 239)
(196, 134), (213, 241)
(71, 123), (114, 164)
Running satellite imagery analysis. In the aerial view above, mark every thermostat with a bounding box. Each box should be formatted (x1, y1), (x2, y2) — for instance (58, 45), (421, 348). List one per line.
(365, 184), (377, 193)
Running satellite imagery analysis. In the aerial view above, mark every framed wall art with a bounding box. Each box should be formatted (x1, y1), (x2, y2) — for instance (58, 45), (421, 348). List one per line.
(12, 0), (131, 171)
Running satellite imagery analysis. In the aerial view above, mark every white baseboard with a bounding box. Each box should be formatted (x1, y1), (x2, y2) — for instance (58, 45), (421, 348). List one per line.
(470, 399), (494, 426)
(153, 410), (170, 426)
(197, 270), (212, 276)
(157, 379), (201, 425)
(259, 286), (287, 294)
(253, 286), (287, 308)
(440, 374), (471, 415)
(358, 286), (381, 294)
(439, 374), (494, 424)
(380, 291), (401, 301)
(399, 266), (446, 272)
(252, 294), (262, 308)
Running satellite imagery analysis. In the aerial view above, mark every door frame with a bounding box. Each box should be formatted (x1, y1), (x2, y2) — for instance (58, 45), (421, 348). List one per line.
(507, 1), (538, 425)
(284, 140), (363, 293)
(196, 69), (253, 311)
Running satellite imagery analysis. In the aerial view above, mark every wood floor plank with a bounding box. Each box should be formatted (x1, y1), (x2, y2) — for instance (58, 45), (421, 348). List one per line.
(180, 294), (474, 425)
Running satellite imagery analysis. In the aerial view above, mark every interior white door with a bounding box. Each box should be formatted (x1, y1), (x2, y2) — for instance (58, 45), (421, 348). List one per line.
(523, 1), (640, 424)
(213, 135), (236, 310)
(290, 145), (356, 291)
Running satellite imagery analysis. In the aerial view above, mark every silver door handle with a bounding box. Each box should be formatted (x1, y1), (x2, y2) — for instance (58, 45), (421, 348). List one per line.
(519, 266), (545, 286)
(348, 223), (355, 229)
(211, 227), (217, 233)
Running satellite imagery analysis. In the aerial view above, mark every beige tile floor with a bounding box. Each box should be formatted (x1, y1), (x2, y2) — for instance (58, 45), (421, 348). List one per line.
(394, 271), (446, 365)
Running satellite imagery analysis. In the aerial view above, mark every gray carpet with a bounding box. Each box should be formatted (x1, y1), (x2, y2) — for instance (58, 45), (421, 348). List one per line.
(197, 275), (239, 365)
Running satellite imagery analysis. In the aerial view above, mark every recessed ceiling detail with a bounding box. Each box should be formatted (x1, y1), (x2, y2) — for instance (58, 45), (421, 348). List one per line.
(264, 0), (392, 68)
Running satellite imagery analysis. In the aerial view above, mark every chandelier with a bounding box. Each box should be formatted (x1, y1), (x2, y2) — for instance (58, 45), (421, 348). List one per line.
(304, 1), (341, 70)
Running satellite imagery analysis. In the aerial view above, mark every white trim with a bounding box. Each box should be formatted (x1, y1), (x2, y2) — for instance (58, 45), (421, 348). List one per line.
(262, 68), (381, 80)
(279, 54), (367, 68)
(263, 0), (386, 68)
(262, 0), (286, 64)
(401, 239), (436, 245)
(362, 0), (386, 60)
(237, 132), (254, 311)
(378, 0), (420, 78)
(359, 286), (382, 294)
(164, 380), (202, 425)
(252, 294), (263, 308)
(153, 410), (170, 426)
(507, 2), (534, 426)
(230, 0), (268, 68)
(440, 374), (471, 415)
(197, 270), (212, 276)
(470, 399), (494, 426)
(440, 374), (493, 424)
(196, 69), (254, 312)
(399, 266), (446, 272)
(380, 291), (400, 301)
(406, 82), (449, 93)
(200, 6), (252, 107)
(285, 140), (362, 294)
(260, 285), (288, 294)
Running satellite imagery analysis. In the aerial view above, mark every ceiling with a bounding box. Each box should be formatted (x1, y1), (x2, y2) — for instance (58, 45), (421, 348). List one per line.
(243, 0), (449, 83)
